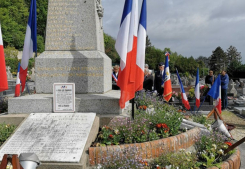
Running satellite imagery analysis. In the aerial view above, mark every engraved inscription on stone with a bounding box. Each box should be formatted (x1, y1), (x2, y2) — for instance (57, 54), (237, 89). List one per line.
(45, 0), (98, 51)
(0, 113), (96, 162)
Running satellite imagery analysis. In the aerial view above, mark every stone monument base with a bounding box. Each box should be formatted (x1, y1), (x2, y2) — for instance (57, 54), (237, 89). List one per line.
(8, 90), (128, 116)
(35, 51), (112, 94)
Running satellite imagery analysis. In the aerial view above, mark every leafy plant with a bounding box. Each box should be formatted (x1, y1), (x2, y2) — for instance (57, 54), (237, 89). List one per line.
(188, 87), (195, 99)
(0, 123), (16, 146)
(0, 97), (8, 113)
(195, 130), (234, 168)
(149, 149), (198, 169)
(93, 146), (148, 169)
(97, 126), (121, 146)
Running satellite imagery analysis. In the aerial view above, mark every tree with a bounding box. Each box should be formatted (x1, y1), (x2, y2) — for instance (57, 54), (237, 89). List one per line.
(209, 46), (227, 74)
(104, 33), (120, 64)
(226, 45), (242, 66)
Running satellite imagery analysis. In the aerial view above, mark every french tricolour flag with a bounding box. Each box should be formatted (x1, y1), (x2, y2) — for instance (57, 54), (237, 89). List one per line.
(176, 69), (190, 110)
(115, 0), (138, 109)
(207, 74), (222, 114)
(0, 24), (8, 92)
(195, 68), (200, 108)
(15, 63), (21, 97)
(19, 0), (37, 92)
(165, 51), (170, 61)
(135, 0), (147, 92)
(162, 56), (172, 102)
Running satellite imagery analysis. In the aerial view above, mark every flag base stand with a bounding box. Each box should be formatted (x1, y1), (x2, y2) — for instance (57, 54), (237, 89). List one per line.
(207, 108), (236, 132)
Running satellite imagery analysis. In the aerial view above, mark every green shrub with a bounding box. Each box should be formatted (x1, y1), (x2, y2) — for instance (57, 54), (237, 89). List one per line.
(0, 123), (16, 146)
(0, 97), (8, 113)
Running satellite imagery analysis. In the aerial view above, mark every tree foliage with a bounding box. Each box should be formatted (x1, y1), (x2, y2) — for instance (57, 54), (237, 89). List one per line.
(104, 33), (120, 64)
(0, 0), (48, 53)
(226, 45), (242, 65)
(209, 46), (227, 74)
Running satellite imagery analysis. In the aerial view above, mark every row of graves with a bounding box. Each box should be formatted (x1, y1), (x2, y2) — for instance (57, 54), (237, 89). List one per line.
(0, 66), (35, 97)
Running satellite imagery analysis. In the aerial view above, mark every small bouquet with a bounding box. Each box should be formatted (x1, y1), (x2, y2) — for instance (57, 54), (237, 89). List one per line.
(200, 84), (209, 96)
(172, 91), (181, 100)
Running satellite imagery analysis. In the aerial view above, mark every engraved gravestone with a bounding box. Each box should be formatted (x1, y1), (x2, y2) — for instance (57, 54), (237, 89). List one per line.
(35, 0), (111, 94)
(0, 113), (96, 162)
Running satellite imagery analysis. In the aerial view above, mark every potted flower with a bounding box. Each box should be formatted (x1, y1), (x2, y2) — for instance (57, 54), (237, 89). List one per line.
(188, 87), (195, 101)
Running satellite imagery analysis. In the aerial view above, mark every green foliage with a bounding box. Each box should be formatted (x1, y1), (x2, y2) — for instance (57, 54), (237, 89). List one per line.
(97, 126), (121, 146)
(0, 123), (16, 146)
(95, 92), (184, 145)
(0, 97), (8, 113)
(195, 131), (234, 168)
(226, 45), (242, 65)
(4, 46), (18, 58)
(5, 57), (35, 73)
(209, 46), (227, 74)
(188, 87), (195, 99)
(5, 57), (19, 73)
(104, 33), (120, 64)
(0, 0), (47, 53)
(150, 150), (198, 169)
(93, 146), (148, 169)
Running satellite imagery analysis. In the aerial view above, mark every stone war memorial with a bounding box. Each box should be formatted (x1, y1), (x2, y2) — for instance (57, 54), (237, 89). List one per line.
(2, 0), (129, 168)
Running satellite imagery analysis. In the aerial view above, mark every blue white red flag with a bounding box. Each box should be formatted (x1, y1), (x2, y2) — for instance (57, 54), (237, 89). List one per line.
(162, 56), (172, 102)
(0, 24), (8, 92)
(195, 68), (200, 108)
(112, 73), (118, 83)
(207, 74), (222, 114)
(176, 69), (191, 110)
(135, 0), (147, 92)
(165, 51), (170, 61)
(15, 63), (21, 97)
(19, 0), (37, 92)
(115, 0), (138, 108)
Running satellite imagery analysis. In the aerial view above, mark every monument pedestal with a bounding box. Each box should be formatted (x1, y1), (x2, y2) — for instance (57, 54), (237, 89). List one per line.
(35, 51), (111, 94)
(8, 90), (126, 115)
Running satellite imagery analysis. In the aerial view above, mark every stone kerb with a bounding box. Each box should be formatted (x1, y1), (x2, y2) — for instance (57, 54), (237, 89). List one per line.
(88, 127), (201, 166)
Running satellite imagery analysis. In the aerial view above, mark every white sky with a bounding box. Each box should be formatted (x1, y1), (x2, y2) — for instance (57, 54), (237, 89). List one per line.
(101, 0), (245, 64)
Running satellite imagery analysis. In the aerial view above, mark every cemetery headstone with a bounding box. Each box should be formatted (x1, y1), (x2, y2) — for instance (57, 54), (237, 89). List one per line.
(235, 80), (240, 89)
(6, 66), (13, 79)
(30, 67), (35, 81)
(229, 81), (237, 97)
(228, 79), (233, 92)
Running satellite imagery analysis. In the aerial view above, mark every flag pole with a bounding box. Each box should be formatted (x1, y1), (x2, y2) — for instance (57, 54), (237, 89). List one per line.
(132, 97), (135, 120)
(196, 95), (208, 114)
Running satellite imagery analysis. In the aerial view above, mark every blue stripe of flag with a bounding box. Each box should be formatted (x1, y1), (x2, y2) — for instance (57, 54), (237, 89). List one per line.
(139, 0), (147, 30)
(120, 0), (133, 26)
(28, 0), (37, 52)
(176, 69), (186, 93)
(195, 68), (199, 86)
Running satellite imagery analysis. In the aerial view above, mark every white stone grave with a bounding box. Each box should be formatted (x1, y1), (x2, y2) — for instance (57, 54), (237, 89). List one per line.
(0, 113), (96, 163)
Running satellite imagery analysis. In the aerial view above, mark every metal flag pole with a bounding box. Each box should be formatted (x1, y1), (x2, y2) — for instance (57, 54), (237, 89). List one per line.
(132, 97), (135, 120)
(196, 95), (208, 114)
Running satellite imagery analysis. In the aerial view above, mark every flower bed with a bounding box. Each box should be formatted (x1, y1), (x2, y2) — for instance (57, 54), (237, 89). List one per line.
(207, 148), (240, 169)
(89, 127), (201, 166)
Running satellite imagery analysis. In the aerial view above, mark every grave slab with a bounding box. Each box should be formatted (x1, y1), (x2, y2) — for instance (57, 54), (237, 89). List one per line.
(0, 113), (99, 169)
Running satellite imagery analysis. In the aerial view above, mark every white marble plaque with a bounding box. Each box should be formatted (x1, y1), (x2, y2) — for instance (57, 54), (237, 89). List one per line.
(0, 113), (96, 162)
(53, 83), (75, 112)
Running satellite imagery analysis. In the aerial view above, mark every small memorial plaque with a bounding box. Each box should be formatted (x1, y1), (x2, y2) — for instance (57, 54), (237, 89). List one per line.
(0, 113), (96, 162)
(53, 83), (75, 112)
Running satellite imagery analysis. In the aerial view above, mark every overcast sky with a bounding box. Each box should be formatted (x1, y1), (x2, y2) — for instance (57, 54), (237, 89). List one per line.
(101, 0), (245, 64)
